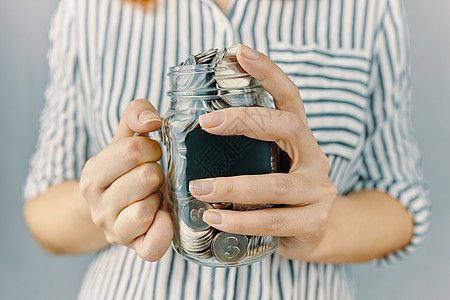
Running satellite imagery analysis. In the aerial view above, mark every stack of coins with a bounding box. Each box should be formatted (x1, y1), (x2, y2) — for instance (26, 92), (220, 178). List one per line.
(247, 236), (274, 257)
(168, 45), (279, 265)
(178, 197), (276, 263)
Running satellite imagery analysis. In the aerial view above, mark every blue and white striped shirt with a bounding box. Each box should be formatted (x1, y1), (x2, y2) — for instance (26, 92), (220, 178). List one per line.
(25, 0), (431, 299)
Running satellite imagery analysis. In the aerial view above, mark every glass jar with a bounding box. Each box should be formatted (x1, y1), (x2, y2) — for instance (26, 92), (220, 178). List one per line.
(158, 49), (280, 267)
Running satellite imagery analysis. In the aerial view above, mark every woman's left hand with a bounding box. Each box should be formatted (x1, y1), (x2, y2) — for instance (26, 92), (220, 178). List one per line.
(188, 44), (338, 262)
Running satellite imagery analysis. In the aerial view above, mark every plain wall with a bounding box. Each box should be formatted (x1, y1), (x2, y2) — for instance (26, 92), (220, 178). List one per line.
(1, 0), (449, 299)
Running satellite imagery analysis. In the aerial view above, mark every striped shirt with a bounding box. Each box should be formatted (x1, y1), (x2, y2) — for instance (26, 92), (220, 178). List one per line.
(25, 0), (431, 299)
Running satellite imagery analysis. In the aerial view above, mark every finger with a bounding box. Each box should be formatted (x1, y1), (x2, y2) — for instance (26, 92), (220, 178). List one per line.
(202, 205), (328, 237)
(111, 192), (162, 245)
(199, 107), (292, 140)
(102, 162), (164, 219)
(198, 107), (322, 167)
(80, 137), (162, 196)
(189, 173), (313, 206)
(236, 44), (306, 120)
(112, 98), (162, 144)
(130, 199), (174, 262)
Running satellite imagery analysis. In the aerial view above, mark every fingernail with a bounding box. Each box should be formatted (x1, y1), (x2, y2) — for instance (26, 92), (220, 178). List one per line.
(199, 111), (225, 128)
(139, 110), (161, 124)
(238, 44), (260, 60)
(203, 211), (222, 225)
(189, 180), (214, 196)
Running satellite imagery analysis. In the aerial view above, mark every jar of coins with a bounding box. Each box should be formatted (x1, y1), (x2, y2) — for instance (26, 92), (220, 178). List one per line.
(159, 46), (280, 267)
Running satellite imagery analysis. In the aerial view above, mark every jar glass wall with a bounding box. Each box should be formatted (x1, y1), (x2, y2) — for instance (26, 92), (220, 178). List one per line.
(160, 47), (280, 267)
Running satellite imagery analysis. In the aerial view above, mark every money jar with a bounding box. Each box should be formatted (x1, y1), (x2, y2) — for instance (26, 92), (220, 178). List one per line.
(159, 46), (280, 267)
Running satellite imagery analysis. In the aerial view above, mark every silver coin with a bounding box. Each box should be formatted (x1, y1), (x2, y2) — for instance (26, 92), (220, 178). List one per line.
(179, 220), (214, 258)
(224, 44), (238, 57)
(181, 199), (213, 231)
(211, 48), (226, 65)
(220, 90), (257, 107)
(176, 55), (197, 88)
(195, 48), (218, 64)
(212, 232), (248, 263)
(215, 45), (251, 88)
(210, 98), (230, 110)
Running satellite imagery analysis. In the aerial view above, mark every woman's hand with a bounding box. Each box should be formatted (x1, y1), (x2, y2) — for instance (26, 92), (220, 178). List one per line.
(79, 99), (173, 262)
(188, 45), (337, 262)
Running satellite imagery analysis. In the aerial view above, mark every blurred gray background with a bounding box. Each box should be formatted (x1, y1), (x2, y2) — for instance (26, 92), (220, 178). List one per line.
(1, 0), (449, 299)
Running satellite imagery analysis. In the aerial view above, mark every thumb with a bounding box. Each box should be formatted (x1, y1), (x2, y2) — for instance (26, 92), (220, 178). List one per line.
(111, 98), (162, 144)
(236, 44), (306, 119)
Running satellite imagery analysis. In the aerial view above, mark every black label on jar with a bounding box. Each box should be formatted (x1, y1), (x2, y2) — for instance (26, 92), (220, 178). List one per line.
(185, 128), (272, 181)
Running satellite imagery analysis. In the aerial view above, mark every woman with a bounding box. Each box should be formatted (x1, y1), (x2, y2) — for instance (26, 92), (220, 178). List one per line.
(23, 0), (430, 299)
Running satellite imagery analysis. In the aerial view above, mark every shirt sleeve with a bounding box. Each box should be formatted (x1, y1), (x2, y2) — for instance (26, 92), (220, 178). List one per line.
(24, 0), (88, 200)
(353, 0), (431, 263)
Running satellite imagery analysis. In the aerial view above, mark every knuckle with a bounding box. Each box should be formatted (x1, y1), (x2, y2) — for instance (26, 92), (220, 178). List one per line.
(123, 139), (143, 165)
(134, 201), (154, 227)
(78, 177), (90, 198)
(222, 178), (236, 196)
(313, 209), (329, 234)
(289, 114), (306, 135)
(272, 174), (294, 196)
(139, 164), (162, 190)
(90, 210), (106, 228)
(319, 179), (337, 203)
(147, 139), (163, 160)
(317, 152), (331, 174)
(327, 182), (338, 200)
(79, 158), (96, 197)
(264, 213), (284, 233)
(105, 233), (119, 245)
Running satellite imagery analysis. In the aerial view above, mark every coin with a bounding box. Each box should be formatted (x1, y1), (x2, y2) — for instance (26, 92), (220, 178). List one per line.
(212, 232), (248, 263)
(211, 48), (226, 65)
(170, 47), (279, 265)
(210, 97), (230, 110)
(215, 45), (251, 88)
(195, 48), (218, 64)
(177, 54), (199, 89)
(247, 235), (259, 256)
(179, 219), (214, 258)
(181, 199), (213, 231)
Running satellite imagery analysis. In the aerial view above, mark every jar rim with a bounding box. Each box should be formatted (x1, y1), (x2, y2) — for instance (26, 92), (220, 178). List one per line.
(167, 61), (245, 76)
(167, 64), (217, 76)
(166, 84), (265, 98)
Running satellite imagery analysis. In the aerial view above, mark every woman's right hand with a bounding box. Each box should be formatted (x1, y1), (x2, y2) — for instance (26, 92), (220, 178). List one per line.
(79, 99), (173, 262)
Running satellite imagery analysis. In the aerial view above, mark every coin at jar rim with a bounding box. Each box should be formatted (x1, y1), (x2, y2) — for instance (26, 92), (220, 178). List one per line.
(212, 232), (249, 263)
(181, 199), (213, 231)
(195, 48), (218, 64)
(211, 47), (226, 65)
(215, 45), (251, 89)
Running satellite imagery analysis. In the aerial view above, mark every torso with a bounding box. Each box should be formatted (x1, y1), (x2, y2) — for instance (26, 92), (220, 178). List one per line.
(72, 0), (389, 298)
